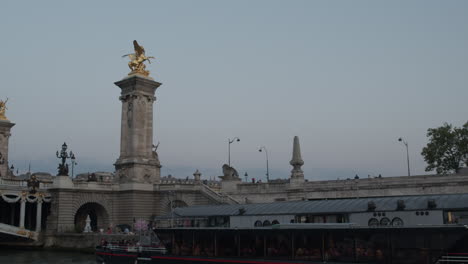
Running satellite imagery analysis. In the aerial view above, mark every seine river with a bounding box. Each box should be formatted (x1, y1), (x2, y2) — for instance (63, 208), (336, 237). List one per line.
(0, 248), (95, 264)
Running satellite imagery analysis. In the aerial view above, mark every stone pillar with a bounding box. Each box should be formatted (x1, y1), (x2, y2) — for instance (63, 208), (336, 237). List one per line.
(0, 120), (15, 178)
(290, 136), (305, 185)
(36, 199), (43, 232)
(19, 195), (26, 229)
(114, 75), (162, 183)
(193, 169), (201, 183)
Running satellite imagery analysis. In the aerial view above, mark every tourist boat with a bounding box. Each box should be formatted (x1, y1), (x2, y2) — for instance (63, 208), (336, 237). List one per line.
(96, 224), (468, 264)
(96, 193), (468, 263)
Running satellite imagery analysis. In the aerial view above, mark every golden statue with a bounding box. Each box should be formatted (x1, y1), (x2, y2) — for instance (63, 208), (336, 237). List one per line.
(0, 98), (8, 121)
(122, 40), (155, 77)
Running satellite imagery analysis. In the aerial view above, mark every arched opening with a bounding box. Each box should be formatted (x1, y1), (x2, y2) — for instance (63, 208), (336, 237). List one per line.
(368, 218), (379, 227)
(254, 220), (263, 227)
(74, 202), (109, 233)
(0, 197), (20, 226)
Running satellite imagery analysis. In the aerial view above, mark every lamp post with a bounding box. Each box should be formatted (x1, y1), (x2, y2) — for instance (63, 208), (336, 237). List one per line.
(258, 146), (269, 182)
(70, 151), (77, 178)
(56, 142), (74, 176)
(228, 137), (240, 167)
(0, 152), (4, 165)
(398, 137), (411, 176)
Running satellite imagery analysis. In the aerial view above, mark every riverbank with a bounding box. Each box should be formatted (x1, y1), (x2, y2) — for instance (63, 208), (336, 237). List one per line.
(0, 247), (95, 264)
(44, 232), (140, 250)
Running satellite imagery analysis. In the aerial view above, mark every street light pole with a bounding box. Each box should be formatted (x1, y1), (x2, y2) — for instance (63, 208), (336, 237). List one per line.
(258, 146), (269, 182)
(398, 137), (411, 176)
(228, 137), (240, 167)
(70, 151), (77, 178)
(55, 142), (74, 177)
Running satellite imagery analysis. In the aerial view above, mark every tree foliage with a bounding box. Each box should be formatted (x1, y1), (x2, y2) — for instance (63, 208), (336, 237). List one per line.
(421, 121), (468, 174)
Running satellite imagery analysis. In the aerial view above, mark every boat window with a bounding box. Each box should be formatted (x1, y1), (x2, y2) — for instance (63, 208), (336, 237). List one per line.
(391, 217), (404, 226)
(254, 220), (263, 227)
(380, 217), (390, 226)
(325, 232), (355, 262)
(355, 233), (387, 262)
(263, 220), (271, 227)
(368, 218), (379, 227)
(294, 231), (321, 261)
(445, 211), (468, 224)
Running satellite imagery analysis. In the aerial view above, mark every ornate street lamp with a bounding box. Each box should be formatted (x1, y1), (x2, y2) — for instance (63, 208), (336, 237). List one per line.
(56, 142), (74, 176)
(398, 137), (411, 176)
(0, 152), (4, 165)
(258, 146), (270, 182)
(228, 137), (240, 167)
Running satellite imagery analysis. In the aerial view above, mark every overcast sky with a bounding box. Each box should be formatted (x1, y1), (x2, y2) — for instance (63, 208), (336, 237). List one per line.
(1, 1), (467, 181)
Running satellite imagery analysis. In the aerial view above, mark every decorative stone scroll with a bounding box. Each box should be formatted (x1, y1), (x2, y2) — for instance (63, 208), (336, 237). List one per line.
(1, 193), (21, 203)
(0, 191), (51, 203)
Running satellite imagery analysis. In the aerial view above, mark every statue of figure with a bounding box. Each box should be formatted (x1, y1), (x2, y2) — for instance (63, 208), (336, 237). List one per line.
(83, 215), (92, 233)
(152, 142), (161, 166)
(27, 175), (40, 194)
(57, 163), (69, 176)
(0, 98), (8, 120)
(122, 40), (155, 77)
(221, 164), (239, 180)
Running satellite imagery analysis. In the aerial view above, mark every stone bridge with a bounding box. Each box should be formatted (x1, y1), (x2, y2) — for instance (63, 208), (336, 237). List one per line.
(0, 175), (237, 238)
(0, 178), (52, 241)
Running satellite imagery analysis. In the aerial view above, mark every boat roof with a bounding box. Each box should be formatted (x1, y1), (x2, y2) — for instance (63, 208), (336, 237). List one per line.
(163, 193), (468, 218)
(156, 223), (468, 231)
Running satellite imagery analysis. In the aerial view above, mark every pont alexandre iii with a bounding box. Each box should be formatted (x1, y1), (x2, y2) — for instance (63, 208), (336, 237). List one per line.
(0, 41), (467, 248)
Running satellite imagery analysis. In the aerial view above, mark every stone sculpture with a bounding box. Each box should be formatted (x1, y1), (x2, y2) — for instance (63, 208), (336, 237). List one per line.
(83, 215), (92, 233)
(221, 164), (239, 180)
(0, 98), (8, 120)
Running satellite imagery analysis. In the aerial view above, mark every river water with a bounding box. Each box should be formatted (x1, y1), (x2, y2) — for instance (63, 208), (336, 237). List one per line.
(0, 248), (95, 264)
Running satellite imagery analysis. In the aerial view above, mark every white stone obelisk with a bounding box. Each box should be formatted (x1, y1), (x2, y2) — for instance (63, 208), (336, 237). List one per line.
(290, 136), (305, 185)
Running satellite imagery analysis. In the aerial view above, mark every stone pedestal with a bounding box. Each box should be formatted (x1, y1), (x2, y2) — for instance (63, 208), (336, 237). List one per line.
(0, 120), (15, 178)
(53, 175), (74, 188)
(114, 75), (162, 183)
(221, 178), (241, 193)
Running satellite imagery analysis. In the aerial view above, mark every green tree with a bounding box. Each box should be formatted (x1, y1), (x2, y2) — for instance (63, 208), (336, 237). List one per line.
(421, 121), (468, 174)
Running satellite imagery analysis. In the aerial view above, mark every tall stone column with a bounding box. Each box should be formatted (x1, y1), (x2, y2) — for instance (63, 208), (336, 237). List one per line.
(0, 120), (15, 178)
(114, 75), (162, 183)
(19, 195), (26, 229)
(36, 199), (43, 232)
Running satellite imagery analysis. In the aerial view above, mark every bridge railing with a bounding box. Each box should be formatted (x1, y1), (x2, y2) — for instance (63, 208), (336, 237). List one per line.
(0, 178), (52, 189)
(200, 183), (239, 204)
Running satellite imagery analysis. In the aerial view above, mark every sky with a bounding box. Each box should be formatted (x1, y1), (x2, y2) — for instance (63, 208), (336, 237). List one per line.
(1, 1), (467, 181)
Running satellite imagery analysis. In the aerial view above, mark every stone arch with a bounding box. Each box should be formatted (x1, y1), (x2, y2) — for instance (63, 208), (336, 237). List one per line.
(74, 202), (109, 232)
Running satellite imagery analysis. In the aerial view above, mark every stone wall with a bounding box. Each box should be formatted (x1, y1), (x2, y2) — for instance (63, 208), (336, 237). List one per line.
(226, 173), (468, 203)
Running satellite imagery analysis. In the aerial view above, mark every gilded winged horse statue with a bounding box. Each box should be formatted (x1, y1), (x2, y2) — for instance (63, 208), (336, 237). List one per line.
(122, 40), (155, 77)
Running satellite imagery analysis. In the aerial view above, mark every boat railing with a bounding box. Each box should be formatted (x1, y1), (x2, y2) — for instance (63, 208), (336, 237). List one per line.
(104, 243), (167, 254)
(436, 253), (468, 263)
